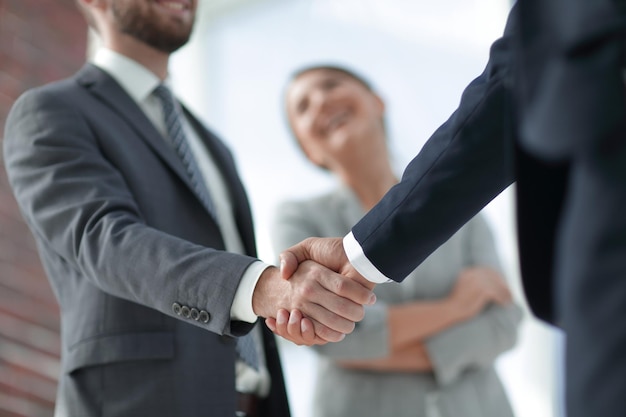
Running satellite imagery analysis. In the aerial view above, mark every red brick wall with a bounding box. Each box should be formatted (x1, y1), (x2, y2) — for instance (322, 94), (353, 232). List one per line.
(0, 1), (87, 416)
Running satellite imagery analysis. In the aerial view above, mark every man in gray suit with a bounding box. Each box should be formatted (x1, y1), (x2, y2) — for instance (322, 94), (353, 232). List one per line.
(2, 1), (375, 416)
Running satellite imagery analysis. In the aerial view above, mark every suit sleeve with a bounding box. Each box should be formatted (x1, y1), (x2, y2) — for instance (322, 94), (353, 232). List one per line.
(3, 87), (257, 337)
(424, 215), (523, 386)
(350, 6), (518, 283)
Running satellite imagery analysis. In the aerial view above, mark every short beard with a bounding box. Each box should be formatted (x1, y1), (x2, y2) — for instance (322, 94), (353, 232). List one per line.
(111, 2), (194, 53)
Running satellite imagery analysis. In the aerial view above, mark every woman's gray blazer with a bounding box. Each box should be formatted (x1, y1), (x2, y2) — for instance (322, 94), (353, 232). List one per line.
(271, 185), (522, 417)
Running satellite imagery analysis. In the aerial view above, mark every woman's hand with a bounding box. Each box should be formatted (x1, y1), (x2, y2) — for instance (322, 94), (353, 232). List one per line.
(446, 267), (513, 320)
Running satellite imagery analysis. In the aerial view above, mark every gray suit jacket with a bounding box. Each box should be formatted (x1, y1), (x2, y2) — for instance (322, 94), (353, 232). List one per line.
(271, 186), (522, 417)
(3, 64), (290, 417)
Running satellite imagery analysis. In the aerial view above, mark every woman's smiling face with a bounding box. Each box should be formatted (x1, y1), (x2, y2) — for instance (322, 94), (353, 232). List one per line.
(285, 68), (385, 170)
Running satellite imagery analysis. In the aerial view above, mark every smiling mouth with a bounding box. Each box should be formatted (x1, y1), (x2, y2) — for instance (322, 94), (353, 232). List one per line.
(156, 1), (190, 12)
(321, 110), (351, 136)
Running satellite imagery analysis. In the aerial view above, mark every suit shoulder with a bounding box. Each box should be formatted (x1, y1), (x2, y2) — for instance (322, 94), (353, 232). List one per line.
(276, 187), (343, 213)
(273, 187), (354, 233)
(20, 74), (79, 98)
(4, 75), (88, 153)
(8, 76), (81, 117)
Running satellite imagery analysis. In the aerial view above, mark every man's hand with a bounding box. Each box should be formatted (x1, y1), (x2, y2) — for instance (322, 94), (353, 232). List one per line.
(252, 261), (376, 343)
(265, 237), (377, 345)
(279, 237), (375, 290)
(265, 308), (324, 345)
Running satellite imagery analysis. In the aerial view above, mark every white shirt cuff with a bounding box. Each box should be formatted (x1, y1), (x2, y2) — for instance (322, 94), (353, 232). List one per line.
(231, 261), (271, 323)
(343, 232), (393, 284)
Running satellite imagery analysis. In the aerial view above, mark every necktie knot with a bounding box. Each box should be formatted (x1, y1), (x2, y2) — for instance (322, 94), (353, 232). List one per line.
(153, 84), (176, 109)
(153, 84), (182, 130)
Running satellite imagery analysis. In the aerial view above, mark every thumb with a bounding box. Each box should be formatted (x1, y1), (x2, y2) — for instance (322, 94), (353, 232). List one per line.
(279, 237), (345, 279)
(279, 250), (301, 280)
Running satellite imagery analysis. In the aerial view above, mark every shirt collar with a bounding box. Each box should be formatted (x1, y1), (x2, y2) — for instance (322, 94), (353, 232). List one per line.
(91, 48), (169, 103)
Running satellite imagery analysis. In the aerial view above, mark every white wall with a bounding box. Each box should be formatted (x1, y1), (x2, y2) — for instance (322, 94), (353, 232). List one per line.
(171, 1), (562, 416)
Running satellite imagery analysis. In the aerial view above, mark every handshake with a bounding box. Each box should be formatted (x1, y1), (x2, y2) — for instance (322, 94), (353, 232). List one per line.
(251, 237), (377, 346)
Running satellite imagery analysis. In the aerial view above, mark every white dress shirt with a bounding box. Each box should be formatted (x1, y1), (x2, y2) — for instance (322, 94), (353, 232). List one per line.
(343, 232), (393, 283)
(91, 48), (270, 396)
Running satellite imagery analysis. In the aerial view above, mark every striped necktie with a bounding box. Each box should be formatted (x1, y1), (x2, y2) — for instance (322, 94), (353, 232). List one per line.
(153, 84), (217, 220)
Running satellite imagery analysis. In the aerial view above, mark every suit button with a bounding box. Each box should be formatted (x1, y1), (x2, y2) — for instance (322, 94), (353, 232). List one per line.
(181, 306), (191, 318)
(172, 303), (182, 315)
(190, 308), (200, 321)
(199, 310), (210, 323)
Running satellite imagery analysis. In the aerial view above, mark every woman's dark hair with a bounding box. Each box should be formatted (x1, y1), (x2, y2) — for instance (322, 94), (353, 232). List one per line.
(288, 64), (374, 92)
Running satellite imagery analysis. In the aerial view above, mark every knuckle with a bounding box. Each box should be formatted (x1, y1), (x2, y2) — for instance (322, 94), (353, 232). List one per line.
(299, 281), (316, 298)
(306, 263), (324, 281)
(333, 278), (348, 294)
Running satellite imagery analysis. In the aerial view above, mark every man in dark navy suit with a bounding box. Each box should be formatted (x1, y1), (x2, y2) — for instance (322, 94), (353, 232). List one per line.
(271, 2), (626, 416)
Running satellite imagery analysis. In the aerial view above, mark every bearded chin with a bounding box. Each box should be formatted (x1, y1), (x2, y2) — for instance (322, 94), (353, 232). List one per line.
(112, 3), (194, 53)
(135, 28), (191, 53)
(122, 22), (193, 53)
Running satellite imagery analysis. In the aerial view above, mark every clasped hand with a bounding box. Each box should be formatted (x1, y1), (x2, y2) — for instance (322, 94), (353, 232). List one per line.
(252, 237), (376, 346)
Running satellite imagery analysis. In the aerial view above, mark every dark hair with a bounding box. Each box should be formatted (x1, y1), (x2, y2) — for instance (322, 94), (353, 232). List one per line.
(288, 64), (375, 92)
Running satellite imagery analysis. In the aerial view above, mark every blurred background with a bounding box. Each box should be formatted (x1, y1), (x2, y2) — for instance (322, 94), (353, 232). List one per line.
(0, 0), (563, 416)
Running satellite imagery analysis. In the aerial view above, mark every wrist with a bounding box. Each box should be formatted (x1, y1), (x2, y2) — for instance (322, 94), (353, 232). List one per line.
(252, 266), (281, 318)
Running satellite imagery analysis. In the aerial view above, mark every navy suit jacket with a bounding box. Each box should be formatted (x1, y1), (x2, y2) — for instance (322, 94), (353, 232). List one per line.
(349, 2), (626, 417)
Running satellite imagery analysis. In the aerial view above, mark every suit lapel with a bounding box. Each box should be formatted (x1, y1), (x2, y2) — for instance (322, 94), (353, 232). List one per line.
(75, 64), (256, 254)
(75, 64), (195, 197)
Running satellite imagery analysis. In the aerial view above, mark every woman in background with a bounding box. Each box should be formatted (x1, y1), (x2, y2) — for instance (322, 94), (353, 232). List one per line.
(270, 65), (523, 417)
